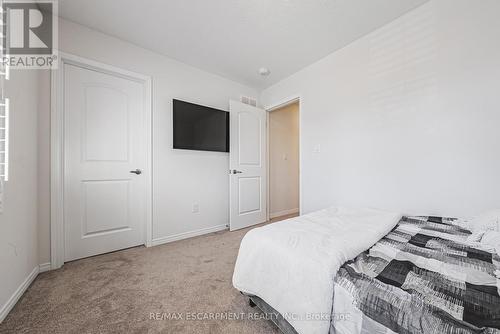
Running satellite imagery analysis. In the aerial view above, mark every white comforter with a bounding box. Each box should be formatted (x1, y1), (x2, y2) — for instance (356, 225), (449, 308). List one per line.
(232, 207), (401, 334)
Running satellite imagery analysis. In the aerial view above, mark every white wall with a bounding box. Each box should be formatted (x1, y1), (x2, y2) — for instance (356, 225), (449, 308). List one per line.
(269, 102), (299, 218)
(0, 70), (40, 320)
(38, 70), (51, 266)
(37, 18), (259, 264)
(36, 0), (500, 264)
(261, 0), (500, 218)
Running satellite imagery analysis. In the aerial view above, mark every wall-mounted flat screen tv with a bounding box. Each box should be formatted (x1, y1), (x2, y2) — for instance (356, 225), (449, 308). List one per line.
(173, 99), (229, 152)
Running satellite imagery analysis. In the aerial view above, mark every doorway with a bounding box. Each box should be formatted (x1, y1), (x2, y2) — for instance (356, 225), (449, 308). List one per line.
(267, 100), (300, 220)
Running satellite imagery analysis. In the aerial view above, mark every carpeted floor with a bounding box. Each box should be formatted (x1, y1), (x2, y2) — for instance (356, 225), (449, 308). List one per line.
(0, 215), (297, 334)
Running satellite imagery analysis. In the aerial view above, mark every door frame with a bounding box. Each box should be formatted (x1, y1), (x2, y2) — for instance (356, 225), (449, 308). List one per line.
(264, 95), (302, 221)
(50, 52), (153, 269)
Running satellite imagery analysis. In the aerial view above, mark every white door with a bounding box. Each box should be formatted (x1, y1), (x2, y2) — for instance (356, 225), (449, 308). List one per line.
(229, 100), (267, 231)
(64, 63), (149, 262)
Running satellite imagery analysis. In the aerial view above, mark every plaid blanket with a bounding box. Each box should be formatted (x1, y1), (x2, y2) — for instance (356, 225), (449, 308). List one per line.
(331, 216), (500, 334)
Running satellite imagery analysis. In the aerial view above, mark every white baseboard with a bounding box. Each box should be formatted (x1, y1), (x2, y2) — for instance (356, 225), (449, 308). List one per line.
(0, 266), (39, 323)
(270, 208), (299, 219)
(39, 263), (52, 273)
(151, 224), (228, 247)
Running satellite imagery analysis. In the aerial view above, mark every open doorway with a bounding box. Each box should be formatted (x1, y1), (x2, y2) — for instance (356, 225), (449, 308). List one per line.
(267, 100), (300, 221)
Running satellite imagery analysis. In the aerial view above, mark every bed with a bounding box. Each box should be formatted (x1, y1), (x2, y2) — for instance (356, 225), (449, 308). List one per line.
(232, 209), (500, 334)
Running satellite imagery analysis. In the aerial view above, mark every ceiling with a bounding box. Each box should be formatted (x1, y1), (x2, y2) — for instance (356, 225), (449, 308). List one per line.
(58, 0), (428, 89)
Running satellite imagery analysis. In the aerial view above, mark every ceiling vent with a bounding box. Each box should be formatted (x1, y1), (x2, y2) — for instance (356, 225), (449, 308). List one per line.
(240, 96), (257, 107)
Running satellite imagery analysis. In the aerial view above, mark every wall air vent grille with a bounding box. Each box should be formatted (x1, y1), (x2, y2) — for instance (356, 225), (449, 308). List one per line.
(240, 96), (257, 107)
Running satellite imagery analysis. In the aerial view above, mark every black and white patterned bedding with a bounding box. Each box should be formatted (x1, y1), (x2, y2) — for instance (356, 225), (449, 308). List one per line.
(331, 216), (500, 334)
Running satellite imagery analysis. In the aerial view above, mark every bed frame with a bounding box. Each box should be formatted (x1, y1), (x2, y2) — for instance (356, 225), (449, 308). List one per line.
(243, 293), (298, 334)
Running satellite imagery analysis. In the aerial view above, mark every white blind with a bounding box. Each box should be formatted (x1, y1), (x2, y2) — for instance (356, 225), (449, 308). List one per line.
(0, 97), (9, 181)
(0, 45), (9, 181)
(0, 0), (8, 214)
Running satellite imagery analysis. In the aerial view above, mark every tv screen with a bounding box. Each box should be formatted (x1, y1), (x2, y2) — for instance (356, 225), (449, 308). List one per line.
(173, 99), (229, 152)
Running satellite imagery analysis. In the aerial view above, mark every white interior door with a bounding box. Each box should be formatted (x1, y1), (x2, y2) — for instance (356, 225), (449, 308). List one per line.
(229, 100), (267, 231)
(64, 63), (148, 262)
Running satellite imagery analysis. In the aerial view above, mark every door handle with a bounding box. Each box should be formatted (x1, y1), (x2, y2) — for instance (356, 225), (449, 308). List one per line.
(130, 169), (142, 175)
(231, 170), (243, 174)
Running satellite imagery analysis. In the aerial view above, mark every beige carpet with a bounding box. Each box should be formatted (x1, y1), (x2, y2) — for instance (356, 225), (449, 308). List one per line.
(0, 215), (297, 334)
